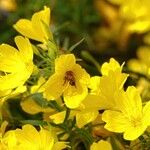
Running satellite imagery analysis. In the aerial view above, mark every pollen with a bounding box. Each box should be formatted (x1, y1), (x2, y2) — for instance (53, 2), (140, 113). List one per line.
(64, 71), (76, 86)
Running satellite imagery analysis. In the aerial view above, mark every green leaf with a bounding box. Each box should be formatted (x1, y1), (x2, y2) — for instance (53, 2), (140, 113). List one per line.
(69, 38), (84, 52)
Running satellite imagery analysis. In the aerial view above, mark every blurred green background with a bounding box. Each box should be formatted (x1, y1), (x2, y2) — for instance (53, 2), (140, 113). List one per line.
(0, 0), (146, 61)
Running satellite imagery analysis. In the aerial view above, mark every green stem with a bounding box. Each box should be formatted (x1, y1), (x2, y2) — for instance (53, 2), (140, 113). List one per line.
(63, 108), (70, 123)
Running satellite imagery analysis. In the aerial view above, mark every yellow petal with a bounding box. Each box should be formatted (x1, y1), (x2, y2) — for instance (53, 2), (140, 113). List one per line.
(13, 7), (51, 43)
(0, 44), (21, 72)
(128, 20), (150, 33)
(121, 86), (142, 116)
(2, 130), (17, 149)
(15, 36), (33, 63)
(50, 111), (66, 124)
(90, 140), (112, 150)
(39, 128), (54, 150)
(15, 124), (40, 146)
(101, 58), (122, 76)
(99, 72), (128, 109)
(64, 83), (88, 109)
(55, 54), (76, 73)
(31, 6), (51, 42)
(43, 74), (65, 100)
(102, 110), (128, 133)
(89, 76), (101, 94)
(73, 64), (90, 84)
(124, 125), (147, 141)
(76, 110), (98, 128)
(13, 19), (39, 41)
(52, 142), (68, 150)
(82, 94), (107, 110)
(0, 73), (27, 90)
(21, 97), (53, 114)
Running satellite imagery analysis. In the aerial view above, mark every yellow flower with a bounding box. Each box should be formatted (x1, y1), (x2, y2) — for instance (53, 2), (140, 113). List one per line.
(43, 54), (90, 109)
(128, 46), (150, 76)
(0, 0), (17, 12)
(102, 86), (150, 140)
(118, 0), (150, 33)
(75, 58), (128, 126)
(88, 58), (128, 110)
(13, 6), (52, 43)
(100, 58), (128, 109)
(90, 140), (112, 150)
(1, 124), (67, 150)
(0, 36), (33, 90)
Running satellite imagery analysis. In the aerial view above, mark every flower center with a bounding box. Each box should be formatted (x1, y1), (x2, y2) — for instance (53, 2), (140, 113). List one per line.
(64, 71), (76, 86)
(130, 116), (142, 128)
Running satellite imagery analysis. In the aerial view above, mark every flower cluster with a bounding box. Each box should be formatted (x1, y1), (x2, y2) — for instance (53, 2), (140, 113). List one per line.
(108, 0), (150, 33)
(0, 5), (150, 150)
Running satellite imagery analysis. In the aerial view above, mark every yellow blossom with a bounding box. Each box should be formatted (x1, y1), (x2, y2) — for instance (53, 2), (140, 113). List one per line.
(13, 6), (52, 43)
(90, 140), (112, 150)
(1, 124), (67, 150)
(0, 0), (16, 12)
(111, 0), (150, 33)
(102, 86), (150, 140)
(72, 58), (128, 127)
(88, 58), (128, 110)
(0, 36), (33, 91)
(128, 46), (150, 76)
(43, 54), (90, 109)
